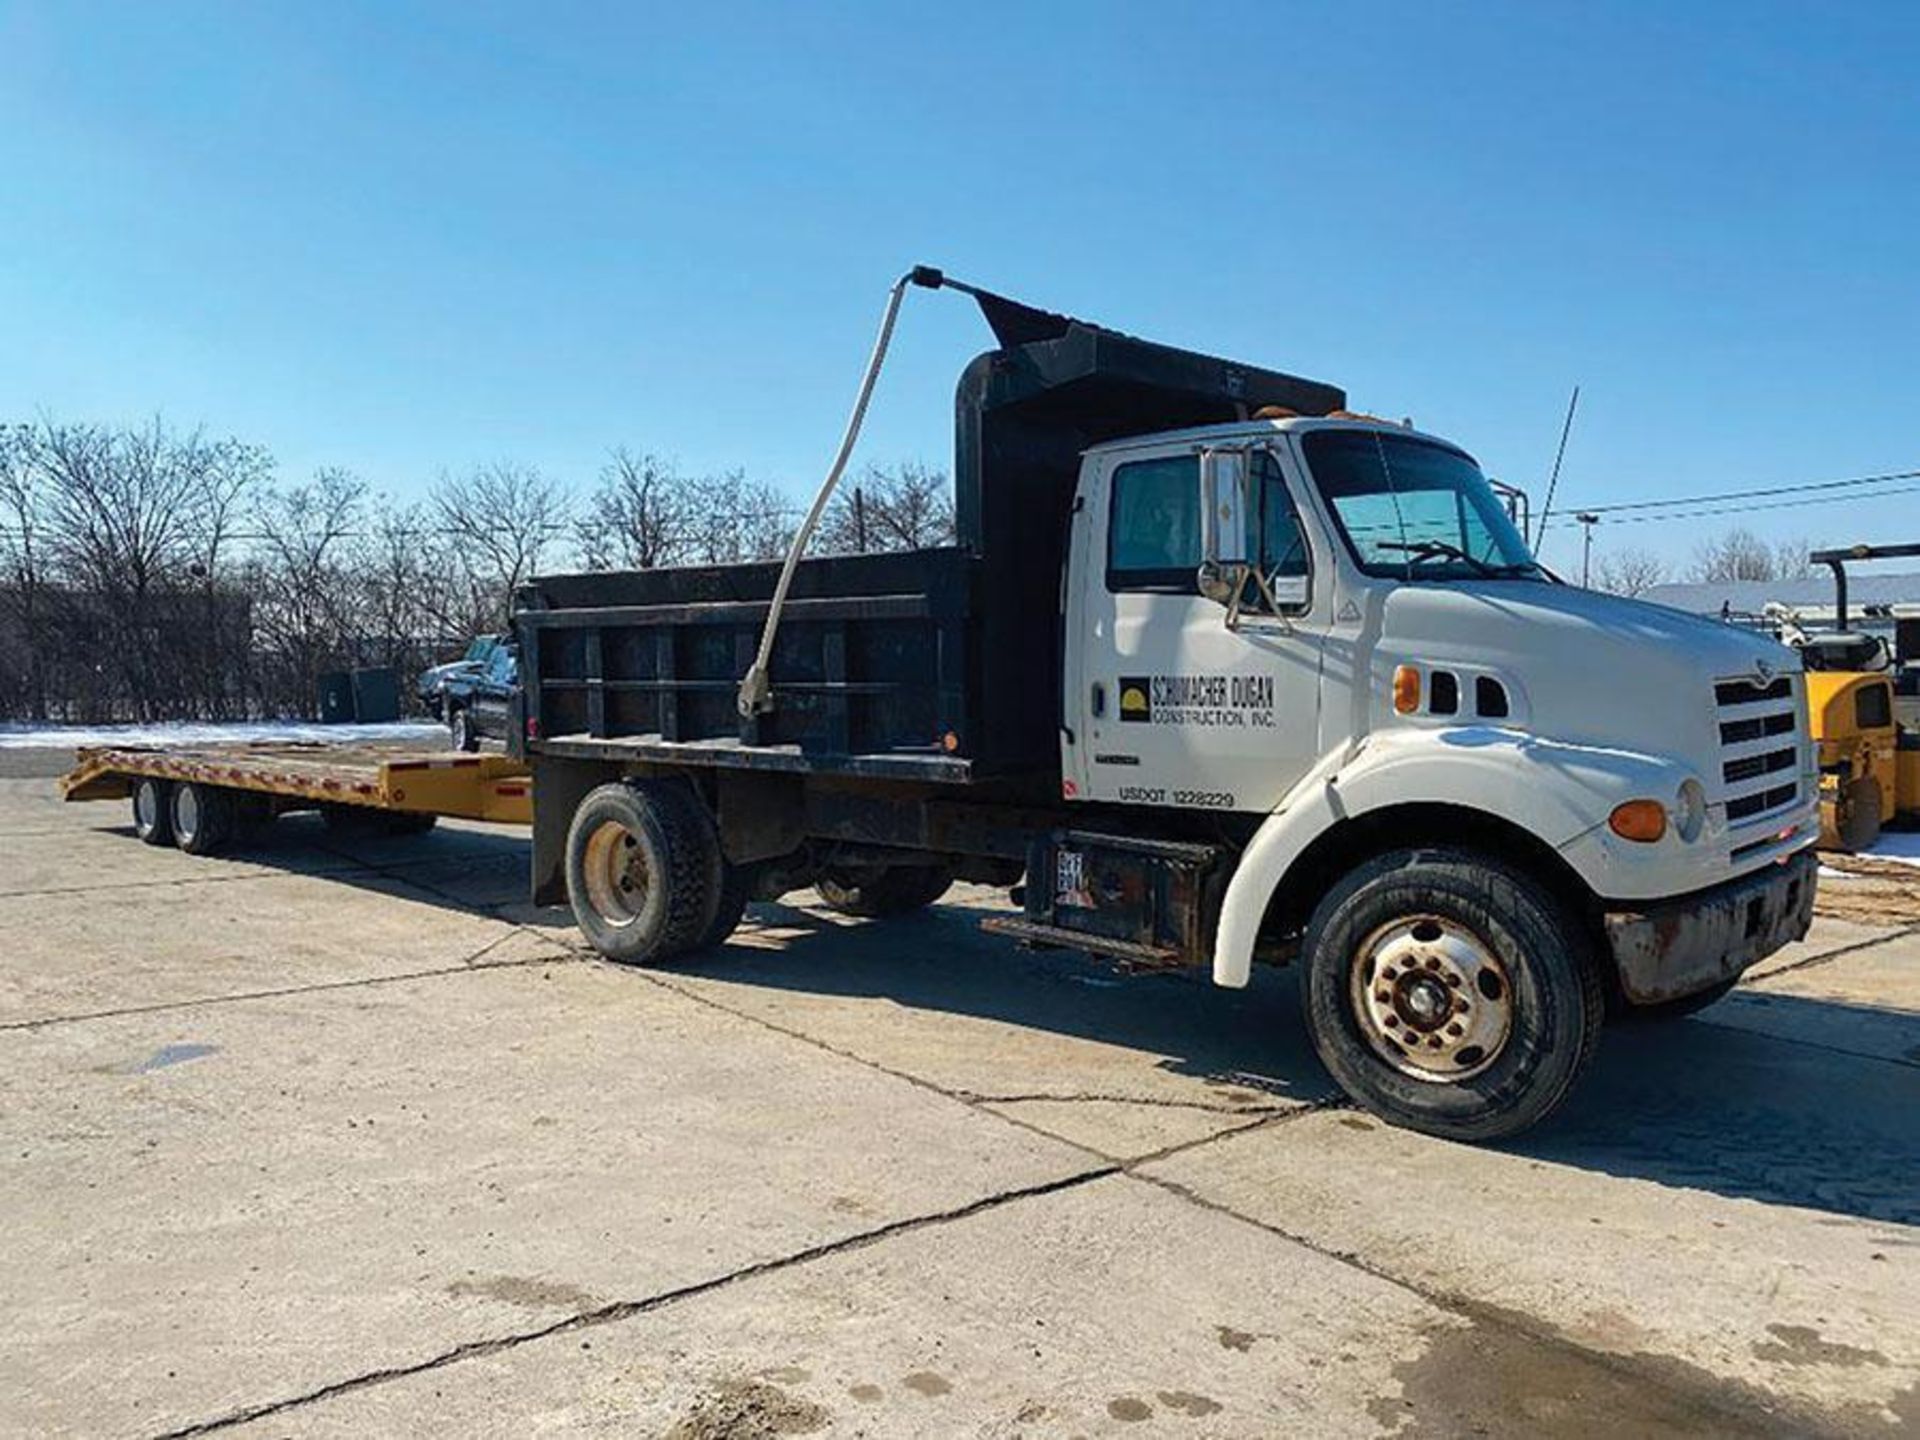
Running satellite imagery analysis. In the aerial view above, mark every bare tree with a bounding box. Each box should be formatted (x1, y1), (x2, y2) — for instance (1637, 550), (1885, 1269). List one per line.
(25, 418), (267, 719)
(433, 462), (570, 624)
(819, 462), (956, 554)
(577, 449), (685, 571)
(0, 425), (50, 719)
(1690, 526), (1779, 583)
(1593, 546), (1670, 598)
(1772, 537), (1814, 580)
(248, 470), (367, 715)
(679, 468), (794, 565)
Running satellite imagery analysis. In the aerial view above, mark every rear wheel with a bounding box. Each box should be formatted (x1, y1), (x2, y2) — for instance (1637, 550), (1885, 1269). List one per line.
(1301, 847), (1602, 1142)
(565, 781), (720, 965)
(697, 858), (757, 950)
(132, 778), (173, 846)
(170, 783), (235, 857)
(815, 863), (954, 917)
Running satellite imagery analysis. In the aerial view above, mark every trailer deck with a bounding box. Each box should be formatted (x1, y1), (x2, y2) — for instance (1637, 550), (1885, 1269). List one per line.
(61, 744), (533, 826)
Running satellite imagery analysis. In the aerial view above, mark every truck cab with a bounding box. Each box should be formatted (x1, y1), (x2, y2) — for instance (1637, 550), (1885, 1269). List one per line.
(1058, 412), (1816, 995)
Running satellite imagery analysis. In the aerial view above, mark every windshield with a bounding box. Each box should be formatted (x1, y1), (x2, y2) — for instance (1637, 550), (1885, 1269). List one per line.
(1300, 430), (1539, 581)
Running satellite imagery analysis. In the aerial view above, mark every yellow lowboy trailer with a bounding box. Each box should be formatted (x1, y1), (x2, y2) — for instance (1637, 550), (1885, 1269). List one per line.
(60, 744), (530, 855)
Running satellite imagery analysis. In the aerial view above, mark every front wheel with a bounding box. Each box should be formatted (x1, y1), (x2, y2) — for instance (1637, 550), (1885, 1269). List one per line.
(1300, 848), (1602, 1143)
(449, 706), (477, 753)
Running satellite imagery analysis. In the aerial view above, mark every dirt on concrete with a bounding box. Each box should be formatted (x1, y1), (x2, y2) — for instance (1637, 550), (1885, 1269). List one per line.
(663, 1378), (828, 1439)
(1814, 853), (1920, 926)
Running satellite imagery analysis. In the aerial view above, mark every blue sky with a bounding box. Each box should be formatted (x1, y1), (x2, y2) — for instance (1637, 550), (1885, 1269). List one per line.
(3, 1), (1916, 574)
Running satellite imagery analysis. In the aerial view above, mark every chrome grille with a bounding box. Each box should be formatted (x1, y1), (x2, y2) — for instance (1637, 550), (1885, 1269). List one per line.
(1715, 673), (1801, 829)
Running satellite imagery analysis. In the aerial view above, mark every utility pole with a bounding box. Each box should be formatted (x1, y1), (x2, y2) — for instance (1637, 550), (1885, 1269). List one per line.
(853, 487), (868, 553)
(1576, 512), (1599, 588)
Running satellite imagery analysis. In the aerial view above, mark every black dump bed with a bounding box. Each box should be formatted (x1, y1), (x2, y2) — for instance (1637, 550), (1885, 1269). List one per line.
(517, 281), (1345, 785)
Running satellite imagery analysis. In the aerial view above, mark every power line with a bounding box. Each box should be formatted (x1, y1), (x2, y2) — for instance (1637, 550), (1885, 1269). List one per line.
(1541, 480), (1920, 529)
(1558, 466), (1920, 518)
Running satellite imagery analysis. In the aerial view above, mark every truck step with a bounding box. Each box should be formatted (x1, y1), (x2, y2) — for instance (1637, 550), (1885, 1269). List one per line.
(978, 915), (1186, 970)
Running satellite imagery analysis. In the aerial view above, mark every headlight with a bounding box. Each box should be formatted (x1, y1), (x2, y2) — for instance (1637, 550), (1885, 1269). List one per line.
(1673, 778), (1707, 843)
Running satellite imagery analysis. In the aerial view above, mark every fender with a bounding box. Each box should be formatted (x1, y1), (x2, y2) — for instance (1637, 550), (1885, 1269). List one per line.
(1210, 727), (1693, 987)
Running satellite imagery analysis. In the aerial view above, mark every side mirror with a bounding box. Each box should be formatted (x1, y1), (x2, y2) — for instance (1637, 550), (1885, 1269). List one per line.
(1199, 449), (1250, 567)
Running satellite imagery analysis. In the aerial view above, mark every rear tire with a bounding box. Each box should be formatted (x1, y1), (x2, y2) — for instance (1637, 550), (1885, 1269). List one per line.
(170, 783), (234, 856)
(696, 858), (757, 951)
(1300, 847), (1602, 1143)
(564, 780), (720, 965)
(132, 778), (173, 846)
(816, 863), (954, 917)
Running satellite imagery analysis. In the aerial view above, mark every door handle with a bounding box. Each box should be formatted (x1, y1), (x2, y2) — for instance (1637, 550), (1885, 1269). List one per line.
(1091, 682), (1106, 718)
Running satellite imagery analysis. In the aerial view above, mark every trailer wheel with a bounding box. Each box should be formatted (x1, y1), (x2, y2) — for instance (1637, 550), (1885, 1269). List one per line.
(1300, 848), (1602, 1143)
(132, 777), (174, 846)
(816, 864), (954, 917)
(565, 781), (720, 965)
(170, 783), (234, 857)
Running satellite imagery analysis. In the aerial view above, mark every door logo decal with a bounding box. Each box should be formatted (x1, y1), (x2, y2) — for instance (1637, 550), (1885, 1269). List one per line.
(1116, 674), (1274, 728)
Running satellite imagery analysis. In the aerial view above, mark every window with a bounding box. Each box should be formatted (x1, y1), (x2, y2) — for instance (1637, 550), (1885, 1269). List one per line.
(1107, 450), (1311, 608)
(1301, 430), (1540, 581)
(1108, 456), (1202, 590)
(1857, 682), (1892, 730)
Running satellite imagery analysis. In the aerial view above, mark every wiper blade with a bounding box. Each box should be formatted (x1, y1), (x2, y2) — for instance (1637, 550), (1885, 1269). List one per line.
(1377, 540), (1498, 576)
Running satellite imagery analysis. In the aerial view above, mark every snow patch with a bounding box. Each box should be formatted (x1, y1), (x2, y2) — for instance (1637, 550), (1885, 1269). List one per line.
(1865, 830), (1920, 867)
(0, 720), (446, 750)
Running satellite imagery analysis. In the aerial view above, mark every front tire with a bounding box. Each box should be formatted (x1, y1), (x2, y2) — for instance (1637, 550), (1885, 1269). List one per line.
(449, 706), (477, 753)
(1301, 848), (1602, 1142)
(564, 781), (720, 965)
(132, 777), (173, 846)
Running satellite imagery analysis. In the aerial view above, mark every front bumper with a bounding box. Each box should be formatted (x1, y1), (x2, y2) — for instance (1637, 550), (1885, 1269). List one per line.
(1602, 849), (1818, 1005)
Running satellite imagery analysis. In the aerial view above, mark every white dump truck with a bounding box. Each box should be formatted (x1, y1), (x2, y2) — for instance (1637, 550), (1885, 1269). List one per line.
(510, 268), (1817, 1141)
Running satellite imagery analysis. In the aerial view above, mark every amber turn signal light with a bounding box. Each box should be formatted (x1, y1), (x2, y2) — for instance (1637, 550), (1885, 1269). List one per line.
(1392, 665), (1421, 715)
(1608, 799), (1668, 843)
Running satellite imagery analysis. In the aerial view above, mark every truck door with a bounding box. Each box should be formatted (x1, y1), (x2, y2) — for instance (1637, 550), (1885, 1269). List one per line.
(1066, 443), (1326, 814)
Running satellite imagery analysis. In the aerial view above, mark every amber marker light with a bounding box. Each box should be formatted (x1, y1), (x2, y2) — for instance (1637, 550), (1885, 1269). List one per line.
(1392, 665), (1421, 715)
(1609, 799), (1668, 843)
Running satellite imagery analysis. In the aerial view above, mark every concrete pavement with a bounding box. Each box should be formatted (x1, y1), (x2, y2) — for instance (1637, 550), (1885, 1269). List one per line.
(1, 751), (1915, 1437)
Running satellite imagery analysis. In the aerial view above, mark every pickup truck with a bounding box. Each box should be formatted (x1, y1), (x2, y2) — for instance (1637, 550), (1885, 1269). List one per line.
(508, 270), (1817, 1141)
(442, 644), (518, 752)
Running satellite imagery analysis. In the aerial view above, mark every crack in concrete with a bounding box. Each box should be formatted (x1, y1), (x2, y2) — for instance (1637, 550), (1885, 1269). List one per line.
(1121, 1164), (1825, 1439)
(961, 1088), (1293, 1115)
(149, 1164), (1121, 1439)
(0, 949), (578, 1033)
(1693, 1008), (1920, 1071)
(1744, 923), (1920, 984)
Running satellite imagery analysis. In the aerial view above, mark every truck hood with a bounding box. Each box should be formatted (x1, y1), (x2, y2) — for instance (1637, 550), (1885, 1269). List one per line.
(1374, 580), (1800, 777)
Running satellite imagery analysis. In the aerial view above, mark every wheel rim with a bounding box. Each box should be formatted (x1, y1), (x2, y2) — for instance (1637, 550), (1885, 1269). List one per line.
(452, 713), (467, 749)
(135, 782), (159, 833)
(1349, 914), (1513, 1081)
(174, 786), (200, 843)
(580, 819), (660, 931)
